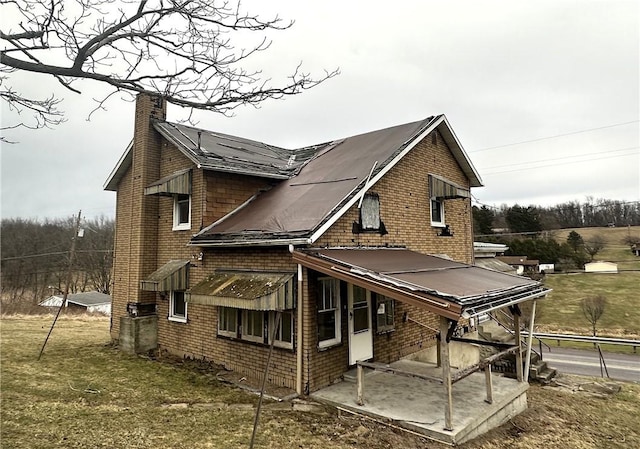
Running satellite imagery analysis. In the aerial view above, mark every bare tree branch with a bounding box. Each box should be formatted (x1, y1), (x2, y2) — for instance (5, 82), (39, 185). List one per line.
(1, 0), (338, 135)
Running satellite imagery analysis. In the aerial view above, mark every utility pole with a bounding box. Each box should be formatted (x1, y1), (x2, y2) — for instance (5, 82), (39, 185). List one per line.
(38, 210), (82, 360)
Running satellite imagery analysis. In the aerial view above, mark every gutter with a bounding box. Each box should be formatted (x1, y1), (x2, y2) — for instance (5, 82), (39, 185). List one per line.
(188, 237), (311, 247)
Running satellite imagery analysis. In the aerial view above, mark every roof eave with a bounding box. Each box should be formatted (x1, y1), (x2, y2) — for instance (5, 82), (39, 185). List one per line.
(104, 140), (133, 191)
(189, 237), (311, 248)
(437, 116), (483, 188)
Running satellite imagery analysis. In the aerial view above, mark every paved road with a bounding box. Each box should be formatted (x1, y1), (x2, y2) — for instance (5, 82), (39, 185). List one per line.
(541, 346), (640, 383)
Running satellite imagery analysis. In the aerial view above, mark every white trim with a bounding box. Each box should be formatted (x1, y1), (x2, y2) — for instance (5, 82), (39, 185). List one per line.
(103, 140), (133, 191)
(172, 194), (191, 231)
(317, 277), (342, 349)
(309, 117), (444, 244)
(169, 290), (188, 322)
(241, 309), (265, 343)
(269, 311), (294, 349)
(217, 306), (238, 338)
(430, 198), (446, 228)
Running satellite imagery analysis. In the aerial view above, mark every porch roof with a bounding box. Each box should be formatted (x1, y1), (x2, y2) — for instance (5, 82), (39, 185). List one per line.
(292, 248), (550, 319)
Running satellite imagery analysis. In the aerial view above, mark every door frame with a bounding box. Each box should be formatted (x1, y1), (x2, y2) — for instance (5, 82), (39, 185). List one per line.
(347, 283), (373, 365)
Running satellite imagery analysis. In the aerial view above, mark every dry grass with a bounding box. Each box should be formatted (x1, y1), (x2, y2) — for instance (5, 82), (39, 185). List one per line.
(2, 316), (639, 449)
(535, 226), (640, 341)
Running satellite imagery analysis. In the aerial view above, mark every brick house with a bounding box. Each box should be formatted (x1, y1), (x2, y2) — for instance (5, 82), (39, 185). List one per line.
(105, 94), (549, 400)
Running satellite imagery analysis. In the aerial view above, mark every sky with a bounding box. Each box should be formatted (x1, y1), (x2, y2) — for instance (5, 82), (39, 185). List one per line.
(1, 0), (639, 221)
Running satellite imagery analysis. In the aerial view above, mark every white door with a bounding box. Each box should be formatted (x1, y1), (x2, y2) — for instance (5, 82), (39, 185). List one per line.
(348, 284), (373, 365)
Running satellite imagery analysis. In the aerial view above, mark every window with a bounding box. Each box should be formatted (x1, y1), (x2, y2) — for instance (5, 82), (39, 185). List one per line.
(376, 296), (395, 333)
(317, 278), (341, 348)
(354, 193), (387, 234)
(430, 198), (445, 227)
(269, 311), (294, 349)
(173, 194), (191, 230)
(169, 290), (187, 322)
(241, 310), (265, 343)
(361, 193), (380, 230)
(218, 307), (238, 338)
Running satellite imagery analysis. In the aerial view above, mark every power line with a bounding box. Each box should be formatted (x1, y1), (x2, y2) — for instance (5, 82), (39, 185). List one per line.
(481, 146), (638, 171)
(482, 149), (638, 175)
(1, 249), (112, 262)
(469, 119), (640, 153)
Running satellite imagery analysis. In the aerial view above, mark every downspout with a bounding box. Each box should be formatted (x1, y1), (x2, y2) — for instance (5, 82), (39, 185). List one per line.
(290, 245), (304, 395)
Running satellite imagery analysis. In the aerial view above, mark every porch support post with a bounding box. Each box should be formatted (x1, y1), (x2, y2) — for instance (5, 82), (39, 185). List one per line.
(356, 363), (365, 406)
(523, 300), (537, 382)
(484, 364), (493, 404)
(440, 316), (454, 431)
(512, 306), (523, 382)
(296, 263), (304, 395)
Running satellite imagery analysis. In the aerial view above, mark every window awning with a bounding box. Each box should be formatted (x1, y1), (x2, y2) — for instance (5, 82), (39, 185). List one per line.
(429, 174), (470, 199)
(292, 248), (550, 320)
(144, 169), (191, 196)
(186, 272), (295, 311)
(141, 260), (190, 291)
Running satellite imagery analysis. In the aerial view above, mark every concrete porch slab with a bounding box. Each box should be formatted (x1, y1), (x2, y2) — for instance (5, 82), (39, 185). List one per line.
(311, 359), (528, 446)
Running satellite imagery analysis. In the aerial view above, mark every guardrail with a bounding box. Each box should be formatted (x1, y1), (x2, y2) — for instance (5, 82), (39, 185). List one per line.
(532, 332), (639, 352)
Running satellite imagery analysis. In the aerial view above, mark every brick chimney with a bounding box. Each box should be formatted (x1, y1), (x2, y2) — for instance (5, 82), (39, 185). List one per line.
(110, 94), (166, 342)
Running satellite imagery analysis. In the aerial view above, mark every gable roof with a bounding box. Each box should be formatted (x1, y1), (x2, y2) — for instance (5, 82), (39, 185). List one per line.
(105, 114), (482, 245)
(191, 115), (482, 246)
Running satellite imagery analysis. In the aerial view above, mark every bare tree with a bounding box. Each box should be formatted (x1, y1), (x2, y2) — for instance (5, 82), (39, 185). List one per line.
(1, 0), (338, 137)
(581, 295), (606, 337)
(584, 235), (606, 262)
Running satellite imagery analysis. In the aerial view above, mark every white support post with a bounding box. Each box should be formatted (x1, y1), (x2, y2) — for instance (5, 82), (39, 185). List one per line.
(513, 311), (523, 382)
(440, 316), (454, 431)
(485, 364), (493, 404)
(524, 300), (537, 382)
(356, 363), (365, 406)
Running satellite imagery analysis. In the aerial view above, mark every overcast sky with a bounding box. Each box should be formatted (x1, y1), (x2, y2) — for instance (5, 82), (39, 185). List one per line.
(1, 0), (639, 221)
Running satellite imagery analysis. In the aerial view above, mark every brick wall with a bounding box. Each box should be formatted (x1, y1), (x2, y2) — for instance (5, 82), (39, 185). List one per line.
(111, 110), (475, 392)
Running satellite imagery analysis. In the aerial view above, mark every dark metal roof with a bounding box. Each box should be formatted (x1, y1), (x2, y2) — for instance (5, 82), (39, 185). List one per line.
(192, 117), (439, 244)
(59, 292), (112, 306)
(293, 248), (550, 318)
(153, 121), (321, 179)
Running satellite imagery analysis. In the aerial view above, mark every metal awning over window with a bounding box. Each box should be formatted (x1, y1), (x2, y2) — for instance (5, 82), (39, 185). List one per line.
(187, 272), (295, 311)
(144, 169), (191, 196)
(141, 260), (190, 291)
(429, 174), (470, 199)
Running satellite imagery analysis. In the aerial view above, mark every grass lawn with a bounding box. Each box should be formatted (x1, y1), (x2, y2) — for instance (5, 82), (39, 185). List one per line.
(532, 226), (640, 341)
(2, 316), (639, 449)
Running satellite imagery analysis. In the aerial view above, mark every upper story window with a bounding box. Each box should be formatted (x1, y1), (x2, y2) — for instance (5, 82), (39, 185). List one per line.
(430, 198), (445, 228)
(353, 193), (387, 235)
(169, 290), (187, 323)
(173, 194), (191, 230)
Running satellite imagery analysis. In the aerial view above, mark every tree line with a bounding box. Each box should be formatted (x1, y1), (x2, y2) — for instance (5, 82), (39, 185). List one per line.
(473, 198), (640, 236)
(473, 198), (640, 269)
(1, 216), (114, 303)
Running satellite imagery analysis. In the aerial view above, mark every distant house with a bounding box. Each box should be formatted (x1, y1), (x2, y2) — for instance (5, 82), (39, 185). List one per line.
(39, 292), (112, 315)
(496, 256), (539, 275)
(584, 261), (618, 274)
(474, 242), (516, 274)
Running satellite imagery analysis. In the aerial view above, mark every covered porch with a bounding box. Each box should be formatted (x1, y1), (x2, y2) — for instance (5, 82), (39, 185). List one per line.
(312, 358), (528, 446)
(293, 247), (550, 444)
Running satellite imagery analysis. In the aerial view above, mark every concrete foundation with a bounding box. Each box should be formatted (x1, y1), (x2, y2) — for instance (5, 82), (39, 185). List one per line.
(119, 315), (158, 354)
(407, 334), (481, 370)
